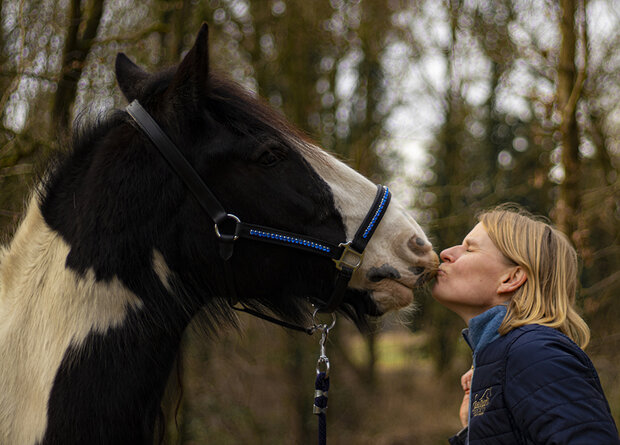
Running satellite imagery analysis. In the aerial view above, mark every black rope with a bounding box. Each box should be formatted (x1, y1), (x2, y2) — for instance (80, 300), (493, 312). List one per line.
(314, 372), (330, 445)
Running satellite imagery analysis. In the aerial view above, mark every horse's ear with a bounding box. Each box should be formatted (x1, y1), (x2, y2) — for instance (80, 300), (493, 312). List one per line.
(167, 23), (210, 103)
(115, 53), (149, 102)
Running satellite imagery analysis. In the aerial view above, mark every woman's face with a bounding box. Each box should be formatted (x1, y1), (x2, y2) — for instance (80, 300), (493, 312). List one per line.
(432, 222), (518, 323)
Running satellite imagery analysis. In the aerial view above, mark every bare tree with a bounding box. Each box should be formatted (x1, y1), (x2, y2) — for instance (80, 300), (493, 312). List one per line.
(555, 0), (586, 244)
(52, 0), (105, 135)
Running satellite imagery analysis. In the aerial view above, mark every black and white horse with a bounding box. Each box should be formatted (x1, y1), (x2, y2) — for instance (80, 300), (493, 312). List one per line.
(0, 25), (438, 444)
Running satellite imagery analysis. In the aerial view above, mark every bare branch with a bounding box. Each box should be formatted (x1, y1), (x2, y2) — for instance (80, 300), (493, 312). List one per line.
(562, 0), (588, 118)
(91, 24), (170, 49)
(0, 163), (32, 178)
(581, 270), (620, 297)
(0, 70), (58, 83)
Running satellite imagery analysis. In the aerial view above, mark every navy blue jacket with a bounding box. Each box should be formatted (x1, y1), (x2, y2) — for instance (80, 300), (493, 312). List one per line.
(450, 307), (619, 444)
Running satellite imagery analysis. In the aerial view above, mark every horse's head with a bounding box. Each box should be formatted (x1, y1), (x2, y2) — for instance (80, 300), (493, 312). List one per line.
(112, 24), (438, 327)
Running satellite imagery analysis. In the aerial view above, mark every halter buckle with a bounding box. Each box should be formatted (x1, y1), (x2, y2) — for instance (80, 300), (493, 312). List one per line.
(332, 241), (364, 271)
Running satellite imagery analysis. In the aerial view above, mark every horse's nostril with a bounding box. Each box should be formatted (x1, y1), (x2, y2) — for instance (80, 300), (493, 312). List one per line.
(408, 235), (430, 254)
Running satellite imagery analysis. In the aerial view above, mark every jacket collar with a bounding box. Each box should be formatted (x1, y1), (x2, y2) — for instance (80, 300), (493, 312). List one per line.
(462, 305), (507, 354)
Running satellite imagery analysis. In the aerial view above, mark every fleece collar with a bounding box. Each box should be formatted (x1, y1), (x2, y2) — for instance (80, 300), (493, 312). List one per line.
(462, 305), (507, 355)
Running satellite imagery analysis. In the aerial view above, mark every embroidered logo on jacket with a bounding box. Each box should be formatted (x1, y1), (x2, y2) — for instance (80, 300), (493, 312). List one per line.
(472, 388), (492, 417)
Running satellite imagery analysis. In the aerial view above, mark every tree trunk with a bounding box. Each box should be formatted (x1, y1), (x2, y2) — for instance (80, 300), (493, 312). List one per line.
(427, 0), (466, 373)
(555, 0), (583, 243)
(52, 0), (105, 135)
(158, 0), (192, 66)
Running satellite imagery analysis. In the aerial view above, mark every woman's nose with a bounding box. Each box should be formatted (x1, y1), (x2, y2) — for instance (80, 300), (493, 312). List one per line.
(440, 246), (457, 263)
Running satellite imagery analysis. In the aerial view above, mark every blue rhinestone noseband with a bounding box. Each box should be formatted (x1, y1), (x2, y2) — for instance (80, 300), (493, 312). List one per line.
(362, 187), (389, 239)
(249, 230), (332, 253)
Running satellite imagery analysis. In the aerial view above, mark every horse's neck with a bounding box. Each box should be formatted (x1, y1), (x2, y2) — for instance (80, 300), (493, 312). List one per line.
(0, 196), (186, 444)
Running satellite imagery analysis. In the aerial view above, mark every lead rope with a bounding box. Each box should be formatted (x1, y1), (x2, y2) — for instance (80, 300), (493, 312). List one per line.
(312, 310), (335, 445)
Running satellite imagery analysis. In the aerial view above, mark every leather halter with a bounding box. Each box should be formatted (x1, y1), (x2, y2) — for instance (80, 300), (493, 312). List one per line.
(126, 100), (390, 328)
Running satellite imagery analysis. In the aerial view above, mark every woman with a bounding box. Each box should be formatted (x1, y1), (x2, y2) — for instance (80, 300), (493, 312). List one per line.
(432, 204), (619, 444)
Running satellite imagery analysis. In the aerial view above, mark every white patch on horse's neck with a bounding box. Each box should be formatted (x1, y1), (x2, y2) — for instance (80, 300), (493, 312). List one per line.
(0, 196), (143, 445)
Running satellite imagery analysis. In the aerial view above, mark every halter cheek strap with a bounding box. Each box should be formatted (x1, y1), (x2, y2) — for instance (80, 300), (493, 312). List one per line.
(126, 100), (390, 322)
(321, 184), (390, 312)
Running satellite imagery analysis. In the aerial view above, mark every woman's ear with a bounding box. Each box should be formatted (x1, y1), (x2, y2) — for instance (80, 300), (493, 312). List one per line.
(498, 266), (527, 294)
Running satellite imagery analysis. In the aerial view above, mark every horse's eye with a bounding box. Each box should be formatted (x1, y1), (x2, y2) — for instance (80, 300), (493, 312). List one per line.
(257, 145), (283, 167)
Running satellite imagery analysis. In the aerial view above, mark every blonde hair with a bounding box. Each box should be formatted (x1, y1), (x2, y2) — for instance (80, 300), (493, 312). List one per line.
(478, 204), (590, 348)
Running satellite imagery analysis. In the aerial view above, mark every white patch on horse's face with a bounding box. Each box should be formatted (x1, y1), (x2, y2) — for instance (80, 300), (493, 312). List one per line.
(0, 196), (143, 445)
(302, 147), (439, 313)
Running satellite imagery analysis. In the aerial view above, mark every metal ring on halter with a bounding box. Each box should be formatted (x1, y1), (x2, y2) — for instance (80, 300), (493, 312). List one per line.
(214, 214), (241, 241)
(316, 355), (330, 377)
(312, 308), (336, 331)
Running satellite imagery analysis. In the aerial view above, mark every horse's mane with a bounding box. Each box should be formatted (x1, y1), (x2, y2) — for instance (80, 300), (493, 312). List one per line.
(35, 110), (127, 205)
(73, 110), (128, 158)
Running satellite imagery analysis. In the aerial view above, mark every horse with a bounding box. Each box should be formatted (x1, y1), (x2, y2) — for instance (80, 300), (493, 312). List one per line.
(0, 24), (438, 444)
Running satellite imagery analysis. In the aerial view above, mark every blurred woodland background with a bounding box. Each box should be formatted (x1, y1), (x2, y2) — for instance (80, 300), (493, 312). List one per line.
(1, 0), (619, 443)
